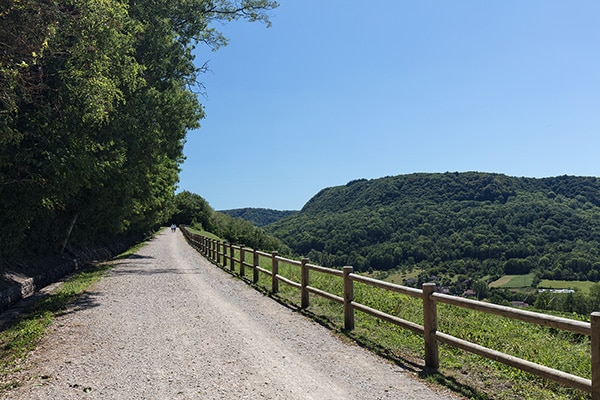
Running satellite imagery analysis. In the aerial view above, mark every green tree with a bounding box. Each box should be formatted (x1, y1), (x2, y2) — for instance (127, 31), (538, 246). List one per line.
(472, 280), (490, 301)
(172, 191), (213, 229)
(589, 283), (600, 312)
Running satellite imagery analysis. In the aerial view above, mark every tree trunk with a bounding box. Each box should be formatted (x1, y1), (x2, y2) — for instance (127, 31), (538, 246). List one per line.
(60, 213), (78, 253)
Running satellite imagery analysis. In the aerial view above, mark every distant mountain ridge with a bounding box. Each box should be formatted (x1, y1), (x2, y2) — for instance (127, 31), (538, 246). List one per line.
(219, 208), (298, 227)
(266, 172), (600, 283)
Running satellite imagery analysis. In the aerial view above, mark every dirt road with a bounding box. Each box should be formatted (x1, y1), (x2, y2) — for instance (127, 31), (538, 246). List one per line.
(4, 229), (460, 399)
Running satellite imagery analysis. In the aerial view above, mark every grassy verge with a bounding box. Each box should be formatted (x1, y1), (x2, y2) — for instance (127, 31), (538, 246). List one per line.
(0, 263), (111, 390)
(284, 268), (591, 399)
(184, 226), (221, 240)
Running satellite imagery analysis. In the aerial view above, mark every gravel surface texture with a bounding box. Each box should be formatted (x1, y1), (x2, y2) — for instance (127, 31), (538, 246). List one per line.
(3, 229), (461, 399)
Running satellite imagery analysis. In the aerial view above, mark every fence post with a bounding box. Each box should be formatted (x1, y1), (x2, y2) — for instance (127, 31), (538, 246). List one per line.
(222, 242), (228, 268)
(343, 266), (355, 331)
(422, 283), (439, 370)
(211, 239), (215, 260)
(253, 249), (259, 284)
(229, 244), (235, 272)
(271, 252), (279, 293)
(239, 245), (245, 277)
(592, 312), (600, 400)
(301, 258), (310, 308)
(216, 241), (221, 265)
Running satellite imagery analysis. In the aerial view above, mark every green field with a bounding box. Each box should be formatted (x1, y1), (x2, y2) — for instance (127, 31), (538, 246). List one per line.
(538, 279), (595, 294)
(489, 274), (596, 294)
(489, 274), (535, 288)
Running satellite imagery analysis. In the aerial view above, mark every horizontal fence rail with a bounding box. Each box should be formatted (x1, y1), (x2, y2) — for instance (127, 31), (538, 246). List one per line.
(180, 227), (600, 399)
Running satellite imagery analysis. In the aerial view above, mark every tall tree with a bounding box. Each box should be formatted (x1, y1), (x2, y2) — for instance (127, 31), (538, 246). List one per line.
(0, 0), (278, 260)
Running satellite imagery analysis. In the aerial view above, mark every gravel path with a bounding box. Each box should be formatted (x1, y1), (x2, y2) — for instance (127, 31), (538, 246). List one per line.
(3, 229), (460, 399)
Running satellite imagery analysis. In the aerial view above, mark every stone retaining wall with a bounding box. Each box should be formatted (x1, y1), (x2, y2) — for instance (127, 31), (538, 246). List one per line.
(0, 234), (146, 312)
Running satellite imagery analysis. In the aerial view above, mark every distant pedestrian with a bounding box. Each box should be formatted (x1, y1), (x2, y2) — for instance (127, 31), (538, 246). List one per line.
(170, 224), (176, 232)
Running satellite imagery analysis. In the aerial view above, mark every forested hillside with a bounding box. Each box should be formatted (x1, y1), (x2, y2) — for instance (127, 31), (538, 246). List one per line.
(0, 0), (276, 262)
(219, 208), (298, 227)
(266, 172), (600, 283)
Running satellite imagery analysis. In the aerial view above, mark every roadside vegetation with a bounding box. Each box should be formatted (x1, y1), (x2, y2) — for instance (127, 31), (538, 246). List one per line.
(173, 191), (290, 255)
(0, 264), (111, 391)
(188, 231), (593, 400)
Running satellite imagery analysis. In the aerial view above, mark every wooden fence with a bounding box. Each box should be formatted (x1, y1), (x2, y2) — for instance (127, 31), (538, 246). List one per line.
(180, 227), (600, 399)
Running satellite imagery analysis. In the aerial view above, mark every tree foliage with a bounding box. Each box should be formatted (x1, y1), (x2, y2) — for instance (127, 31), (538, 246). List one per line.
(172, 191), (214, 229)
(0, 0), (277, 261)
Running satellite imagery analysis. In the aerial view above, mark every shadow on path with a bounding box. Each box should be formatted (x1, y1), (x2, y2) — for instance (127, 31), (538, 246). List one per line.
(0, 280), (104, 334)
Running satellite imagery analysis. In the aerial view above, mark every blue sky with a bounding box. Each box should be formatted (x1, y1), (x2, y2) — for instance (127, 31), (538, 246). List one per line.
(178, 0), (600, 211)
